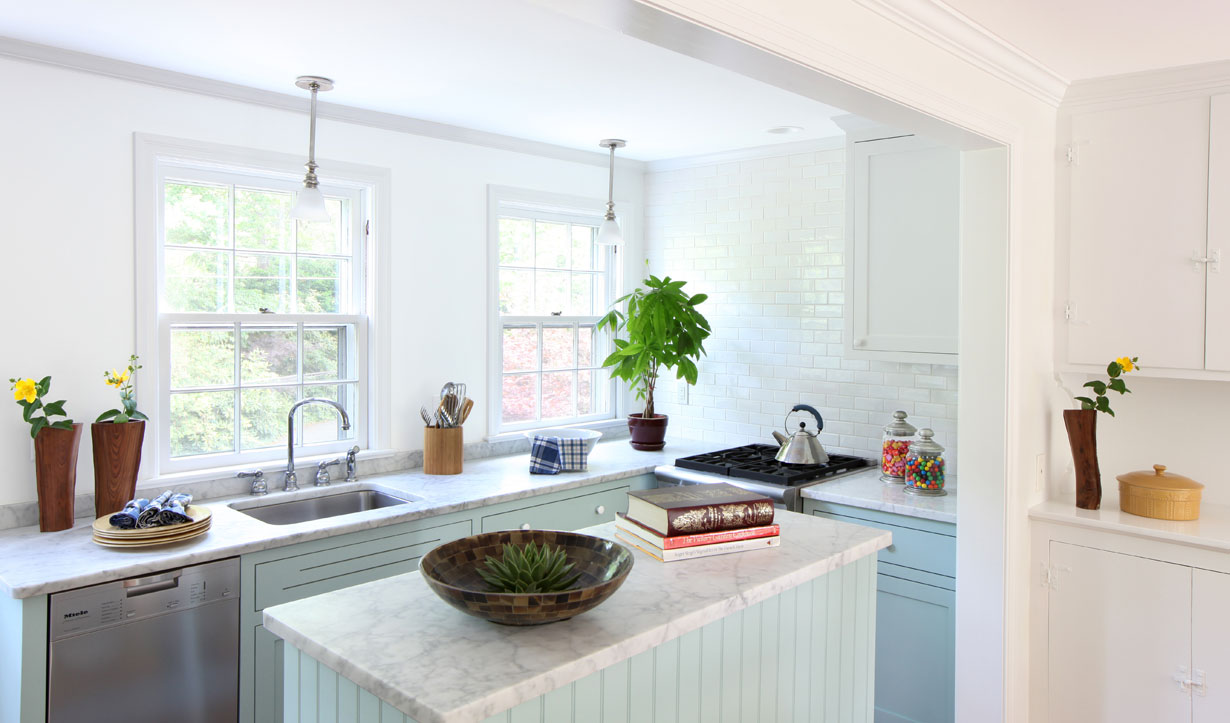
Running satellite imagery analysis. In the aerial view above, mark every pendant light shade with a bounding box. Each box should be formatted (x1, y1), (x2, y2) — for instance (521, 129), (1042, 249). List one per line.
(290, 75), (334, 222)
(595, 139), (626, 247)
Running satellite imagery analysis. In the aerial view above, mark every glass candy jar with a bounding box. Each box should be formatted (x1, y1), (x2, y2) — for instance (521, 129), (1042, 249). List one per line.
(905, 428), (947, 496)
(880, 410), (916, 483)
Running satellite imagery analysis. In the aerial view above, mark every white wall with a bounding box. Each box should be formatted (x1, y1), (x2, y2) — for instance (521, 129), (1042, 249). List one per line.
(0, 56), (643, 507)
(644, 143), (960, 468)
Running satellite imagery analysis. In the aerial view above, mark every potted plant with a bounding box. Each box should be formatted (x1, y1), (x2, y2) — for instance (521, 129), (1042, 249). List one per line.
(597, 275), (710, 450)
(92, 355), (148, 517)
(9, 376), (79, 531)
(1065, 355), (1139, 510)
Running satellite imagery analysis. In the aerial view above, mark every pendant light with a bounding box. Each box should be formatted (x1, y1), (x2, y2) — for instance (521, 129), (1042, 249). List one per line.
(289, 75), (334, 222)
(596, 139), (626, 247)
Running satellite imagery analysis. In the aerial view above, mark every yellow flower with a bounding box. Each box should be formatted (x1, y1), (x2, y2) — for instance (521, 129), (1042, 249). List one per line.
(105, 369), (129, 388)
(13, 378), (36, 404)
(1116, 357), (1135, 373)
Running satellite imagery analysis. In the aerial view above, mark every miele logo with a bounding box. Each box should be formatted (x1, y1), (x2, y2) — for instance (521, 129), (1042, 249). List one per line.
(62, 609), (89, 619)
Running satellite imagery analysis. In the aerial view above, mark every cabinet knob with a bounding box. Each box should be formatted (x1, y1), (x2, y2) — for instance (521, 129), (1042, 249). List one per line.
(854, 338), (867, 348)
(520, 523), (531, 531)
(595, 505), (606, 515)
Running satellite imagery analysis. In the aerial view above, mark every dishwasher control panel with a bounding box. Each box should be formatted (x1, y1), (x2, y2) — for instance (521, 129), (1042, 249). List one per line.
(49, 557), (239, 641)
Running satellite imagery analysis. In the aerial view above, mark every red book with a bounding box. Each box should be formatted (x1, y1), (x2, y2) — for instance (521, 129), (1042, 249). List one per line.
(616, 513), (779, 550)
(625, 483), (775, 537)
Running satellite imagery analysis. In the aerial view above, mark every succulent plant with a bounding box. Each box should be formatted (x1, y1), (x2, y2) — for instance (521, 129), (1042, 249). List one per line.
(477, 541), (582, 594)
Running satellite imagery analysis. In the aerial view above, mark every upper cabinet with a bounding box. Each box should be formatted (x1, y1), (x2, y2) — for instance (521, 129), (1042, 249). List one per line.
(841, 122), (960, 364)
(1060, 85), (1230, 377)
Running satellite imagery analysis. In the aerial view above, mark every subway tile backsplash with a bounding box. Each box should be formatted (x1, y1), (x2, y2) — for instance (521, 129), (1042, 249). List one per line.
(644, 144), (959, 473)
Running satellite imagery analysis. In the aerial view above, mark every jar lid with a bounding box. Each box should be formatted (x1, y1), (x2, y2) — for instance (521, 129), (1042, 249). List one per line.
(911, 428), (944, 455)
(883, 410), (917, 437)
(1116, 464), (1203, 491)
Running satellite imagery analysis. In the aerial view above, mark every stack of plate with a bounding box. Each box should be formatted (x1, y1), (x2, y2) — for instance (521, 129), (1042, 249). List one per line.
(91, 506), (212, 548)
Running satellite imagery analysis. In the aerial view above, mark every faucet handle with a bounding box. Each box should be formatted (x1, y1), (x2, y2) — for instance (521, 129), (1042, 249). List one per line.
(315, 458), (341, 487)
(238, 470), (267, 496)
(345, 446), (360, 482)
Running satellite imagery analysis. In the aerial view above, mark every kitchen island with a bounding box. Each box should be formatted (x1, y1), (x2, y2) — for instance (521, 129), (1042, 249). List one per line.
(263, 510), (891, 723)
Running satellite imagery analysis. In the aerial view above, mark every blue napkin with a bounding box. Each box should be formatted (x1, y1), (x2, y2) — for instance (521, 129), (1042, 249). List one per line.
(556, 437), (588, 472)
(137, 490), (173, 528)
(159, 493), (193, 525)
(109, 498), (149, 529)
(529, 435), (563, 474)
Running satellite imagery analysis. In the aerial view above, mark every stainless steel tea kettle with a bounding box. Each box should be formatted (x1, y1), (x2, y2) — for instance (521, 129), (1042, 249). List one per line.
(772, 404), (829, 465)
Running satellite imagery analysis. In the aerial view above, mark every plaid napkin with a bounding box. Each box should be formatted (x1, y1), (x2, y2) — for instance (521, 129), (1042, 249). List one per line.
(557, 437), (588, 472)
(529, 435), (563, 475)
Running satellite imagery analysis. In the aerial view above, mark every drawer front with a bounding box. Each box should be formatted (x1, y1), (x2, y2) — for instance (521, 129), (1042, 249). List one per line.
(811, 510), (955, 578)
(481, 486), (629, 533)
(254, 519), (471, 610)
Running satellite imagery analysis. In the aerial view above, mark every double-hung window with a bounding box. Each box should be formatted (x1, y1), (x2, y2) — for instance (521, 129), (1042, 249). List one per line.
(490, 188), (618, 435)
(152, 159), (371, 473)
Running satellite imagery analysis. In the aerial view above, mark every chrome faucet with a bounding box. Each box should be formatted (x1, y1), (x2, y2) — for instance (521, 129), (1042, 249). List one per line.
(345, 445), (360, 483)
(284, 398), (351, 492)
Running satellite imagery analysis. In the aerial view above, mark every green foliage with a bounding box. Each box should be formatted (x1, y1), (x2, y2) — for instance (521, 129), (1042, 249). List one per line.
(1074, 357), (1140, 417)
(596, 274), (711, 418)
(98, 354), (148, 424)
(477, 541), (582, 594)
(9, 376), (73, 439)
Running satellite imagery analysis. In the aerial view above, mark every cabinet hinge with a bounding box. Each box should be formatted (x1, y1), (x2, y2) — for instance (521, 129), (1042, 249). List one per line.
(1064, 302), (1075, 322)
(1064, 145), (1077, 165)
(365, 220), (370, 236)
(1041, 563), (1070, 590)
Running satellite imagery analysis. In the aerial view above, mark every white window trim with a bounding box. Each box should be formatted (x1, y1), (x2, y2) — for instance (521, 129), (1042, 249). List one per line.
(135, 133), (392, 479)
(486, 185), (626, 438)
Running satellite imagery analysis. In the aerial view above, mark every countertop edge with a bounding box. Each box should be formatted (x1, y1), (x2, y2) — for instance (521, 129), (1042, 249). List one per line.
(1029, 498), (1230, 553)
(262, 521), (892, 723)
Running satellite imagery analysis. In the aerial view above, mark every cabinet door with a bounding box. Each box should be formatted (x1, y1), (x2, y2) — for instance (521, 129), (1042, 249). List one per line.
(252, 625), (282, 723)
(1205, 94), (1230, 370)
(480, 486), (629, 532)
(850, 135), (959, 360)
(874, 573), (955, 723)
(1067, 97), (1210, 370)
(1048, 542), (1192, 723)
(1193, 569), (1230, 721)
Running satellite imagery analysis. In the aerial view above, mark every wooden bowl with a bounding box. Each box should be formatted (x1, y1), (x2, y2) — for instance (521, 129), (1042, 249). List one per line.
(419, 529), (633, 625)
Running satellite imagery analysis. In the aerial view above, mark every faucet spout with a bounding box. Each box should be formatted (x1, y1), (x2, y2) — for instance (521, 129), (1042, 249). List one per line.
(284, 398), (351, 492)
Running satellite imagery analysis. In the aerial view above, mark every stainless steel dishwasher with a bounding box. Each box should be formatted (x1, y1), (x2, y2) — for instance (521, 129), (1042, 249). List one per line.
(48, 557), (240, 723)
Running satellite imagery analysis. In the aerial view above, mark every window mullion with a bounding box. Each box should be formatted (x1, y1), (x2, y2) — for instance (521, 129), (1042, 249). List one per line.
(296, 322), (305, 449)
(536, 322), (544, 423)
(571, 323), (579, 418)
(233, 320), (242, 454)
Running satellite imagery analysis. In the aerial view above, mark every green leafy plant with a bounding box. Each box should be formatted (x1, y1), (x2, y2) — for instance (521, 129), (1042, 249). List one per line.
(97, 354), (148, 424)
(596, 274), (711, 418)
(1074, 356), (1140, 417)
(8, 376), (73, 439)
(477, 541), (582, 594)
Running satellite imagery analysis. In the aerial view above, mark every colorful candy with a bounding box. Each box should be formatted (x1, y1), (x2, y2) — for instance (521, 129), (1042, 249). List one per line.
(881, 439), (911, 478)
(906, 455), (945, 490)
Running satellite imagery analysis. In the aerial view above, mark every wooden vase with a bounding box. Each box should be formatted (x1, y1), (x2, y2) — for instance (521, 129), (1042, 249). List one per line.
(91, 420), (145, 518)
(424, 427), (463, 475)
(34, 423), (83, 532)
(1063, 409), (1101, 510)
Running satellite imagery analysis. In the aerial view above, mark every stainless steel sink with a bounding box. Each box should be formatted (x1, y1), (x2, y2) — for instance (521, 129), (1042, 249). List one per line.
(231, 489), (420, 525)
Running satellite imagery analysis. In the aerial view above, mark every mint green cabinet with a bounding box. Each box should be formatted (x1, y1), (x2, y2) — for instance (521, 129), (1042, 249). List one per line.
(803, 499), (956, 723)
(480, 485), (630, 533)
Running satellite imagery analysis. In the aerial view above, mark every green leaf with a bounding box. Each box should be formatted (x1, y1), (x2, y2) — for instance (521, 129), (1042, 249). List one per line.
(28, 416), (47, 440)
(130, 411), (149, 421)
(114, 413), (129, 424)
(42, 400), (66, 417)
(1108, 378), (1128, 394)
(1107, 362), (1121, 378)
(95, 409), (120, 423)
(688, 293), (708, 306)
(1074, 396), (1095, 409)
(1082, 381), (1107, 395)
(50, 420), (74, 430)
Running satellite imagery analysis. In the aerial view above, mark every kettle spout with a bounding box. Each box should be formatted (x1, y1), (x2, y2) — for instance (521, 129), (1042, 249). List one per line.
(772, 431), (789, 447)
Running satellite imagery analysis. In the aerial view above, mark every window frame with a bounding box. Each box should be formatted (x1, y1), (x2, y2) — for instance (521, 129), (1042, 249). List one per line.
(487, 186), (622, 437)
(136, 134), (391, 478)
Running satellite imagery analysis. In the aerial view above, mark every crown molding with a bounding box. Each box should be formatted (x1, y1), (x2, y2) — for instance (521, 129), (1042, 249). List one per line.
(0, 35), (644, 171)
(1062, 59), (1230, 110)
(853, 0), (1068, 108)
(645, 135), (846, 172)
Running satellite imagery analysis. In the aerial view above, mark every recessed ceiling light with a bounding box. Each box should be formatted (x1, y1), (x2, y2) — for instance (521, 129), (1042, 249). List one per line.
(766, 125), (804, 135)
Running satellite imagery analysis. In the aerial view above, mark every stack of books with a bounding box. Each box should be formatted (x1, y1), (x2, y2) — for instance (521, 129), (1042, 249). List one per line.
(615, 482), (780, 562)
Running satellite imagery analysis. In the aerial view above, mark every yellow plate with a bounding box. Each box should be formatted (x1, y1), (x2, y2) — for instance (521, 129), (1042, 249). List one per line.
(92, 523), (210, 548)
(92, 505), (212, 537)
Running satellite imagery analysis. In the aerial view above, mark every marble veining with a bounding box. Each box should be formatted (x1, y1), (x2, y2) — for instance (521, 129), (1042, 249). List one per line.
(262, 512), (891, 723)
(801, 468), (958, 524)
(0, 438), (703, 599)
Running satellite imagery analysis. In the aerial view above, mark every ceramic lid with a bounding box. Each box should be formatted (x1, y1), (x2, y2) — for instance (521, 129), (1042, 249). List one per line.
(1116, 464), (1204, 491)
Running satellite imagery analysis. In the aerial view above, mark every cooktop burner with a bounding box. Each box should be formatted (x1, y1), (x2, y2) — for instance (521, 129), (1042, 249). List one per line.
(675, 444), (869, 486)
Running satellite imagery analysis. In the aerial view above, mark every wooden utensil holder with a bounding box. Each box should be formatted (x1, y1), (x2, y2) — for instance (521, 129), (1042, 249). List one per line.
(424, 427), (463, 475)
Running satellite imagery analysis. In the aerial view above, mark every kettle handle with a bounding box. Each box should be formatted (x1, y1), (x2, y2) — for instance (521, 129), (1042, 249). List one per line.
(785, 404), (824, 434)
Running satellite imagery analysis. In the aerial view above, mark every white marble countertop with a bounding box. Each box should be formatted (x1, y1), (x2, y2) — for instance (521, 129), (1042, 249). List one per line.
(1030, 497), (1230, 553)
(262, 511), (891, 723)
(0, 439), (711, 599)
(801, 468), (958, 524)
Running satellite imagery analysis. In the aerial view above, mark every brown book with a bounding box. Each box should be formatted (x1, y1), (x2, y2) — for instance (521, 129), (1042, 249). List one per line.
(626, 483), (775, 536)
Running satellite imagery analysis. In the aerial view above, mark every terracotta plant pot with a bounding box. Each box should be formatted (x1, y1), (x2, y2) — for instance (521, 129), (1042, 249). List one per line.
(1063, 409), (1101, 510)
(91, 420), (145, 518)
(628, 413), (668, 451)
(34, 423), (83, 532)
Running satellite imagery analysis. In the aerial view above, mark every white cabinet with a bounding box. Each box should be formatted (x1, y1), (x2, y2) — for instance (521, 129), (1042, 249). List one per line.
(844, 131), (959, 363)
(1061, 91), (1230, 375)
(1192, 569), (1230, 721)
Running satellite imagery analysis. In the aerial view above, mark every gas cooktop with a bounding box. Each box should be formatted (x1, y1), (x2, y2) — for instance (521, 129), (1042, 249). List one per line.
(674, 444), (870, 486)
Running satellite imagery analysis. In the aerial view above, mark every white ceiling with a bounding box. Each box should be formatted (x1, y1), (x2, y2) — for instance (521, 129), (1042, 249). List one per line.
(943, 0), (1230, 82)
(0, 0), (848, 161)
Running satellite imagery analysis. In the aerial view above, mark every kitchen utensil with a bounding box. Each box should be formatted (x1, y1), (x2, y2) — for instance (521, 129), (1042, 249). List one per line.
(421, 406), (435, 427)
(1117, 464), (1204, 521)
(458, 398), (474, 424)
(774, 404), (829, 465)
(424, 426), (463, 475)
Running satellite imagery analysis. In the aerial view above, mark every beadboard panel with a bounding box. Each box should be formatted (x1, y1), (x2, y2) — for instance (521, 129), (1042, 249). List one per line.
(280, 556), (876, 722)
